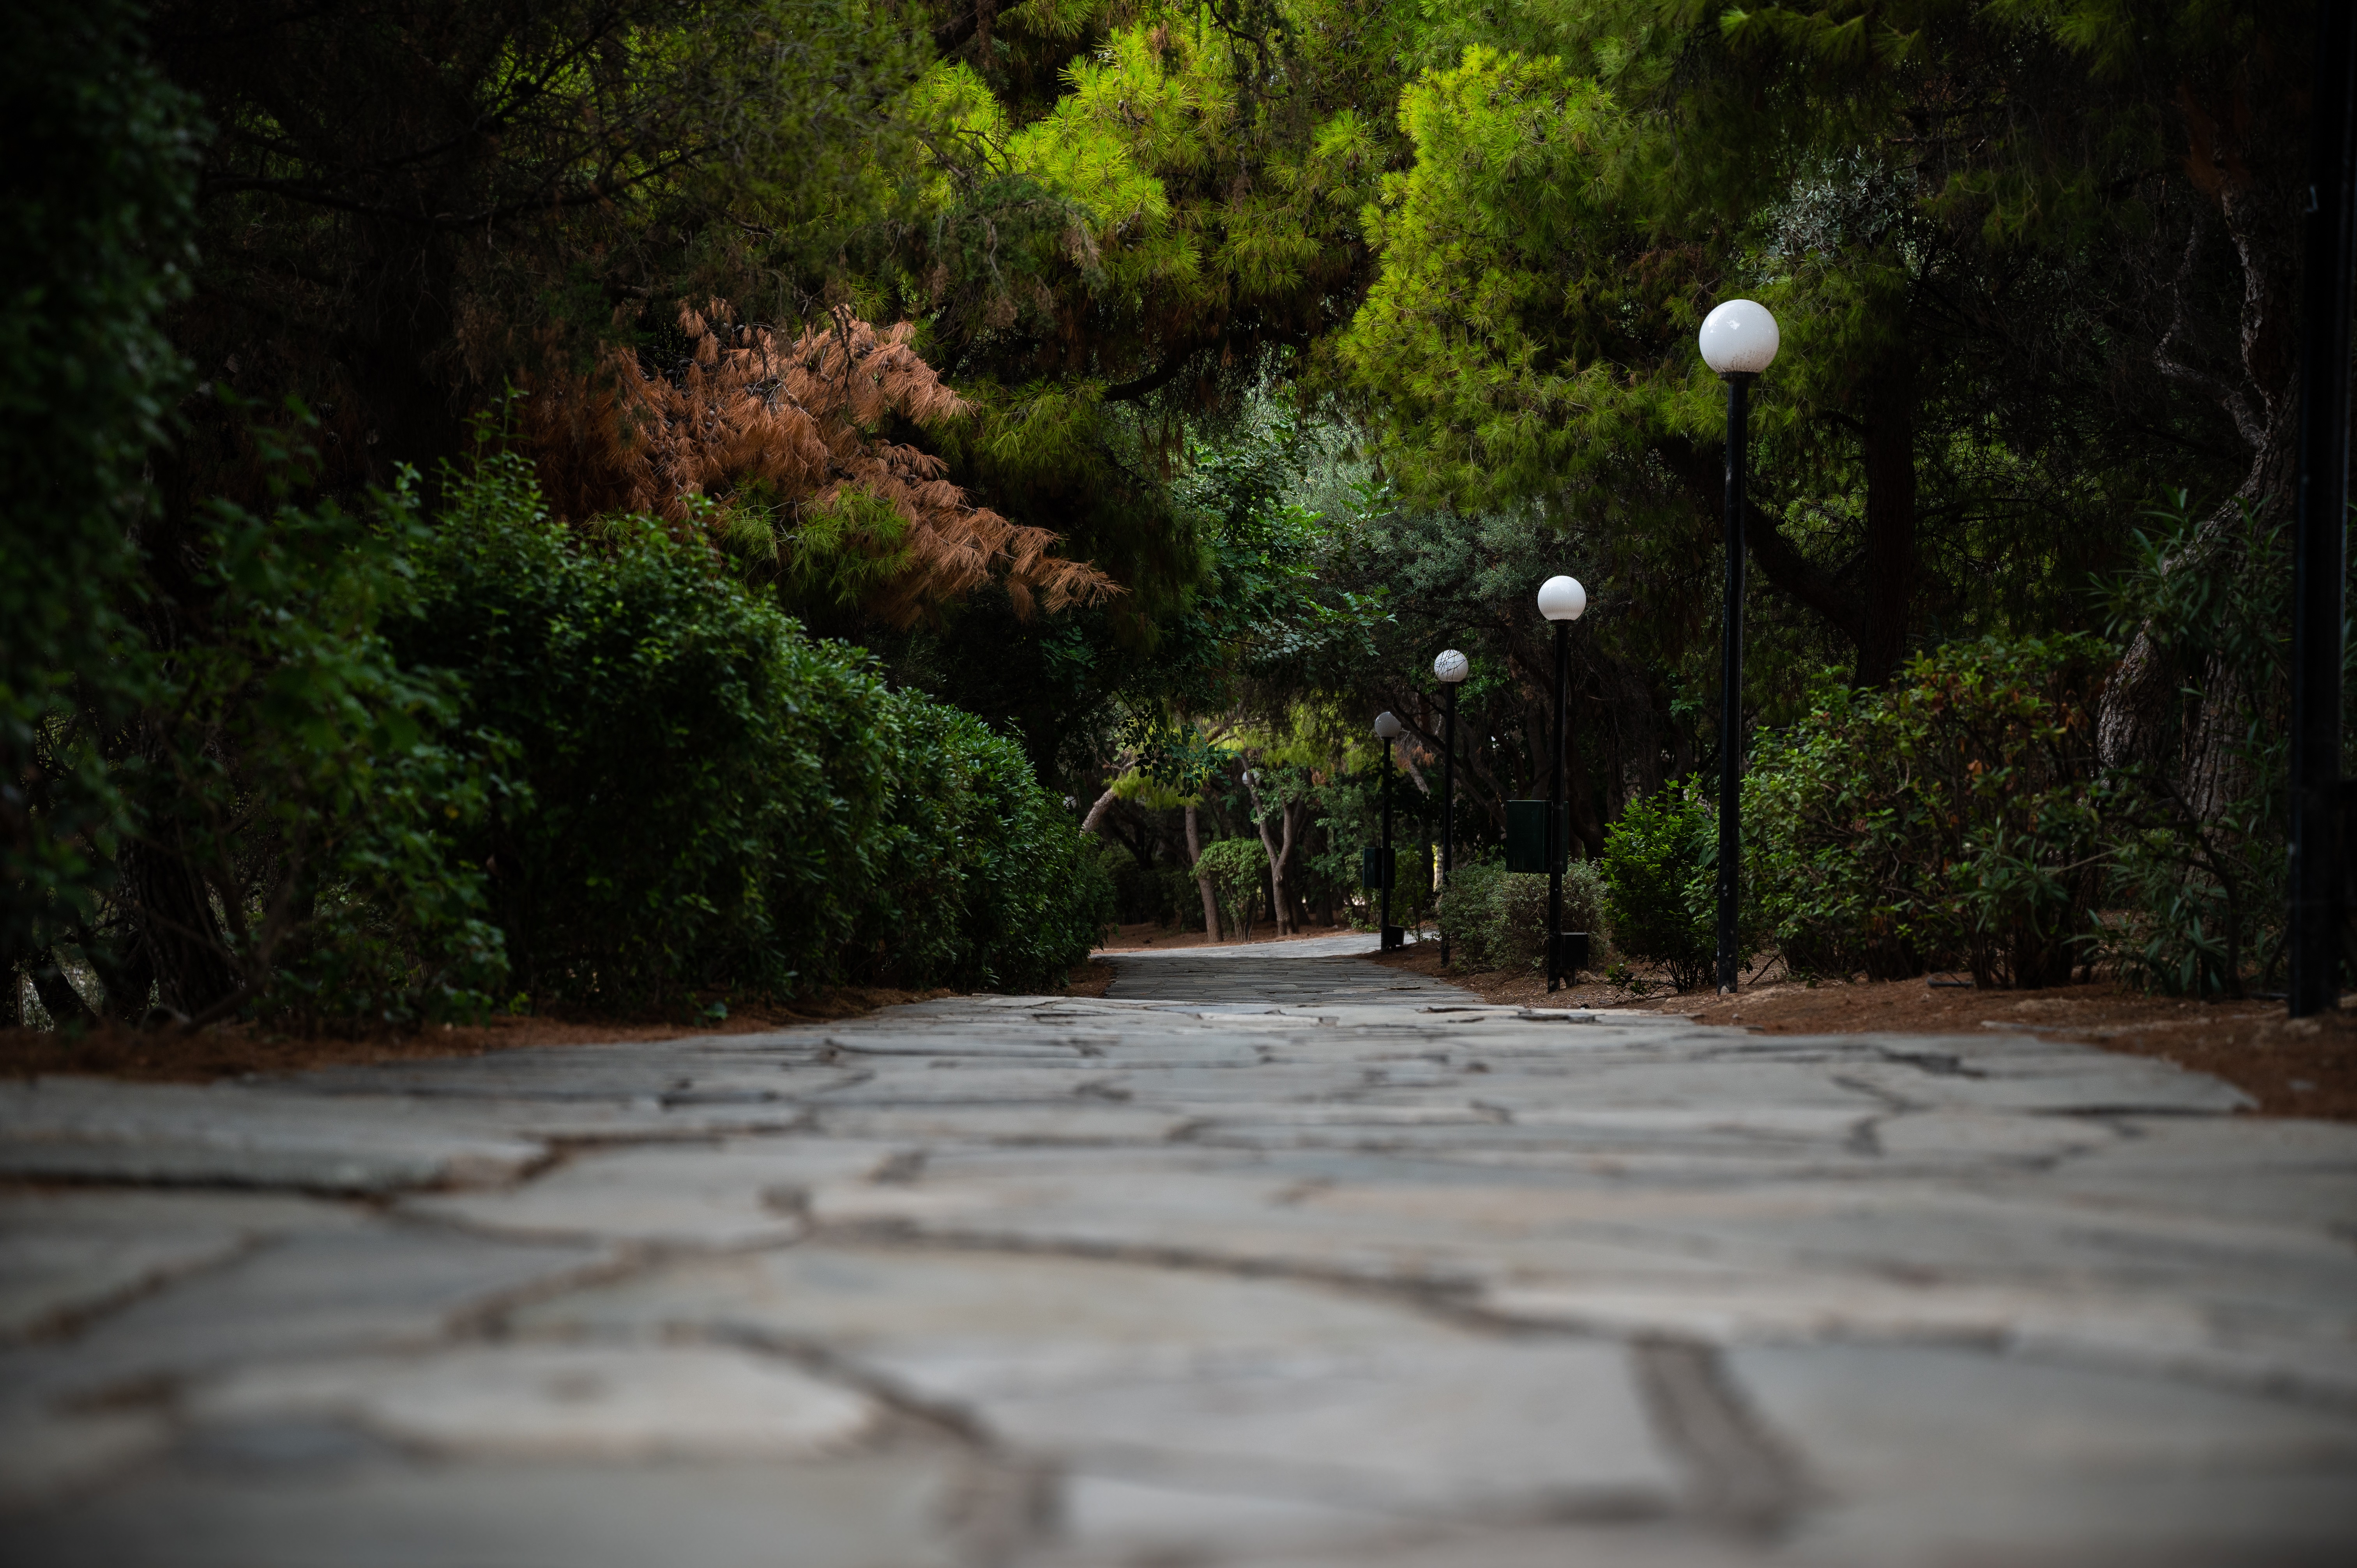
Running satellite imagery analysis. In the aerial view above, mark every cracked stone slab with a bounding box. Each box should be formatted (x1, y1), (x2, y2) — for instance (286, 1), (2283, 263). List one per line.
(1827, 1055), (2255, 1115)
(400, 1137), (902, 1246)
(813, 1105), (1193, 1144)
(0, 1449), (998, 1568)
(0, 1080), (545, 1191)
(1869, 1109), (2123, 1160)
(515, 1241), (1684, 1519)
(28, 1222), (608, 1399)
(0, 1404), (171, 1513)
(821, 1032), (1096, 1059)
(187, 1342), (881, 1458)
(0, 1190), (362, 1342)
(1725, 1342), (2357, 1565)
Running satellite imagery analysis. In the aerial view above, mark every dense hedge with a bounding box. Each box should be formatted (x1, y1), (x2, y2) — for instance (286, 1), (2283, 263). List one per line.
(386, 452), (1110, 1007)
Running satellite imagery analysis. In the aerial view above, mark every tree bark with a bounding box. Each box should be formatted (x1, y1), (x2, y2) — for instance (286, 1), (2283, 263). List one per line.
(25, 952), (96, 1028)
(1080, 785), (1120, 837)
(1185, 804), (1222, 941)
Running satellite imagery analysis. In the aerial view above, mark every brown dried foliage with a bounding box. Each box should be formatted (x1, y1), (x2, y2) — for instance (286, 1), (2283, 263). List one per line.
(522, 302), (1117, 623)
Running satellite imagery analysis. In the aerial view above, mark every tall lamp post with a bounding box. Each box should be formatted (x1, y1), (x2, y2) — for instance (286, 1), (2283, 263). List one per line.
(1374, 710), (1403, 949)
(1434, 650), (1470, 965)
(1698, 299), (1780, 996)
(1537, 576), (1588, 991)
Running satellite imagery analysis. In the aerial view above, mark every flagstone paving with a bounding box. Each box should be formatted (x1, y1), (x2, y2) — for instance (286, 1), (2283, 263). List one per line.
(3, 932), (2355, 1565)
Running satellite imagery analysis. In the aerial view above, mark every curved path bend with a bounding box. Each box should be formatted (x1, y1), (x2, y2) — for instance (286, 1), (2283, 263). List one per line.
(3, 936), (2354, 1566)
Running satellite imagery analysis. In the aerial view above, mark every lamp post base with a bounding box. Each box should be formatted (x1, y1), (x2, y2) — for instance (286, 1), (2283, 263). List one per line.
(1380, 925), (1407, 952)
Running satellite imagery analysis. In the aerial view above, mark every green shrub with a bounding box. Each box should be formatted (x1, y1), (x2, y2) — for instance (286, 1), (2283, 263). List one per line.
(1436, 855), (1605, 972)
(399, 449), (1105, 1004)
(1745, 636), (2113, 989)
(1601, 784), (1729, 991)
(1192, 837), (1269, 936)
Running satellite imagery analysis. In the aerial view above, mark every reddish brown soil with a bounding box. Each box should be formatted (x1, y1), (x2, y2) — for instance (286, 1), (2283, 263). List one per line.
(0, 986), (950, 1085)
(1369, 945), (2357, 1123)
(1065, 958), (1117, 998)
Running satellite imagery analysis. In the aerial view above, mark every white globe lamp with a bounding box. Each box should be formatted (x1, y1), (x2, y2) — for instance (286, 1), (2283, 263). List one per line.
(1536, 575), (1587, 622)
(1698, 299), (1780, 376)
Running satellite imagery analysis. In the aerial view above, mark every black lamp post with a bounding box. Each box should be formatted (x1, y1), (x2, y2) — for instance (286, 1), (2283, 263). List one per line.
(1434, 649), (1469, 965)
(1537, 576), (1588, 991)
(1697, 298), (1780, 995)
(1374, 710), (1403, 950)
(2290, 5), (2357, 1017)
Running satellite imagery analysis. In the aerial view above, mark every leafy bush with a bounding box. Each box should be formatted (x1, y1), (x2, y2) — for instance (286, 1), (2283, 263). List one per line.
(11, 426), (513, 1029)
(399, 450), (1104, 1004)
(1746, 636), (2113, 989)
(130, 478), (512, 1026)
(2, 0), (201, 977)
(856, 700), (1114, 991)
(1436, 855), (1605, 973)
(1601, 784), (1729, 992)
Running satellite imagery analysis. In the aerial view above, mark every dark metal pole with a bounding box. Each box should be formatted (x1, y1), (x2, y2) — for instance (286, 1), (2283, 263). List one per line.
(1440, 682), (1458, 966)
(1548, 620), (1568, 992)
(1380, 736), (1394, 942)
(2290, 2), (2357, 1018)
(1717, 373), (1753, 995)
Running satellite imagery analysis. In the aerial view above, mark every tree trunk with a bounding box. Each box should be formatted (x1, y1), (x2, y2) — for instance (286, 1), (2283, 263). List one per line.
(1244, 778), (1294, 936)
(2100, 64), (2303, 776)
(122, 838), (239, 1018)
(1080, 785), (1120, 837)
(1185, 804), (1222, 941)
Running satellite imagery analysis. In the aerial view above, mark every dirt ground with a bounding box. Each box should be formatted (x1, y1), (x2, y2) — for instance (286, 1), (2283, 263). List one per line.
(0, 986), (951, 1086)
(1065, 957), (1118, 998)
(1093, 920), (1362, 952)
(1368, 944), (2357, 1123)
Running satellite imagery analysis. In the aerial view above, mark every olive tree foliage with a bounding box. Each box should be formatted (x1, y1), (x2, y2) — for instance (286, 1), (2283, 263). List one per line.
(1, 0), (203, 1013)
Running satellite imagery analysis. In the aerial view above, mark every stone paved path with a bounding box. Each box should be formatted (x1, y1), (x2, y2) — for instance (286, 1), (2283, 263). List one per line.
(4, 938), (2355, 1566)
